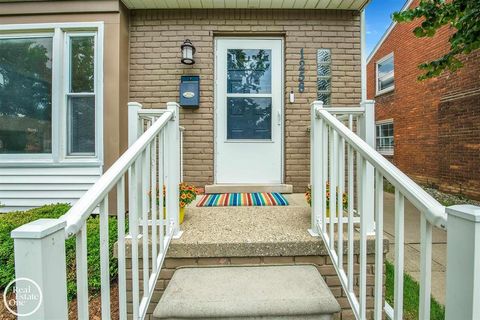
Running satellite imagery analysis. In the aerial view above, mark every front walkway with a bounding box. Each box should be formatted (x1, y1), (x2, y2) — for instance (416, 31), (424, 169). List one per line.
(383, 192), (447, 305)
(142, 193), (381, 319)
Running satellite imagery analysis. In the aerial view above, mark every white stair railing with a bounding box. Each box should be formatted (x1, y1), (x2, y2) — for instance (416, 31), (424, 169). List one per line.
(11, 102), (182, 320)
(310, 100), (480, 320)
(129, 102), (185, 182)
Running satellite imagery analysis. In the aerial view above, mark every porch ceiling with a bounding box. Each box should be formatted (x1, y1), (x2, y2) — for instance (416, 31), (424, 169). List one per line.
(121, 0), (369, 10)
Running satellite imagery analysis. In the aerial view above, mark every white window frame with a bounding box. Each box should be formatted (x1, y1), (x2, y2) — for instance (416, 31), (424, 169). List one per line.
(63, 31), (100, 160)
(376, 119), (394, 156)
(375, 52), (394, 96)
(0, 22), (104, 167)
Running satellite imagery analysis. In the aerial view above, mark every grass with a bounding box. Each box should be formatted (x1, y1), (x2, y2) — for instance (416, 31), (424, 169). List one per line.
(0, 204), (121, 301)
(385, 261), (445, 319)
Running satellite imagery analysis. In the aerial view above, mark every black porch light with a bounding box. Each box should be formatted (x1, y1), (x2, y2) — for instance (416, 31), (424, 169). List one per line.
(181, 39), (196, 65)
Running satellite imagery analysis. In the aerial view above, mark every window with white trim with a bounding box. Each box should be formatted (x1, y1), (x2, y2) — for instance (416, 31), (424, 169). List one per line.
(67, 35), (96, 156)
(0, 23), (103, 164)
(376, 53), (394, 95)
(376, 120), (394, 155)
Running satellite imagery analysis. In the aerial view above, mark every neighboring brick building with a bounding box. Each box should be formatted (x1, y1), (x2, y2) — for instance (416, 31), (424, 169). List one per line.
(367, 0), (480, 199)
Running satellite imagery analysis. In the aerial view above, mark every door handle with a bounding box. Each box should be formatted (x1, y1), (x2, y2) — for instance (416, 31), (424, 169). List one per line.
(277, 110), (282, 126)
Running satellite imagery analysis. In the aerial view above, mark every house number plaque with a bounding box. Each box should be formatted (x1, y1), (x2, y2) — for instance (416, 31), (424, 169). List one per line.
(298, 48), (305, 93)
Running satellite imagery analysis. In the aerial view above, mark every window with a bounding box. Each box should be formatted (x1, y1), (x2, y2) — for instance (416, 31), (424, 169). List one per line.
(317, 49), (331, 105)
(0, 36), (53, 154)
(376, 53), (394, 95)
(67, 36), (96, 155)
(0, 23), (103, 164)
(376, 120), (394, 155)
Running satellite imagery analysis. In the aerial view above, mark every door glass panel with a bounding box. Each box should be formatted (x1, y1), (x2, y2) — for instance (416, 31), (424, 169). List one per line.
(227, 97), (271, 140)
(227, 49), (271, 94)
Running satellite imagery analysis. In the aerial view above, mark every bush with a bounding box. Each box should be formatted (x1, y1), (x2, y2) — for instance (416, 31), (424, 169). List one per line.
(0, 204), (120, 300)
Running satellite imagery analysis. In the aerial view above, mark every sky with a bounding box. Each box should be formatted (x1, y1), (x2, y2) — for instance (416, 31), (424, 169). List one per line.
(365, 0), (407, 57)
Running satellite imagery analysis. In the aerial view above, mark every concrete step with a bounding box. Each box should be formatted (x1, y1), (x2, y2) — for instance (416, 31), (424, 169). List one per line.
(153, 265), (340, 319)
(204, 184), (293, 194)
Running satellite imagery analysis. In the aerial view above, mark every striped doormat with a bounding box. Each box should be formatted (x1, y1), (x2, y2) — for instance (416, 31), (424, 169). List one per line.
(196, 192), (289, 207)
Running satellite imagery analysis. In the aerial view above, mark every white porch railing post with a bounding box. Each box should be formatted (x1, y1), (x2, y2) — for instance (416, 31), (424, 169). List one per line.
(128, 102), (143, 147)
(445, 205), (480, 320)
(10, 219), (68, 319)
(360, 100), (375, 234)
(166, 102), (182, 238)
(309, 101), (323, 236)
(180, 126), (185, 182)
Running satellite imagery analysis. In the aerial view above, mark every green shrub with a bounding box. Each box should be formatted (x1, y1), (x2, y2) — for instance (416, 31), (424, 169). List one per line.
(0, 204), (120, 301)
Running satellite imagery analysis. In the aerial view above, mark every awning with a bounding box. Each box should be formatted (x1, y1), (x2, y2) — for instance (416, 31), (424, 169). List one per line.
(121, 0), (369, 10)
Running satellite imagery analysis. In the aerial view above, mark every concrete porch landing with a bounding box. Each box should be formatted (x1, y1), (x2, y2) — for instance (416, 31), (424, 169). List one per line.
(167, 194), (330, 258)
(124, 194), (383, 319)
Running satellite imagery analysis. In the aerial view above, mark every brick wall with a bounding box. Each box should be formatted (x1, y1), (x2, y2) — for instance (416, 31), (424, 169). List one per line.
(367, 0), (480, 199)
(129, 9), (362, 192)
(438, 93), (480, 199)
(126, 254), (381, 320)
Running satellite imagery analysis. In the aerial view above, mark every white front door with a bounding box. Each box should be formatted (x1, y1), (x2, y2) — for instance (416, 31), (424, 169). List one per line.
(215, 38), (283, 184)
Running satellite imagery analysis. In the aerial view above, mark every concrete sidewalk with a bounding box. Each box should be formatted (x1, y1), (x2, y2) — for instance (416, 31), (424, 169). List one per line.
(383, 192), (447, 305)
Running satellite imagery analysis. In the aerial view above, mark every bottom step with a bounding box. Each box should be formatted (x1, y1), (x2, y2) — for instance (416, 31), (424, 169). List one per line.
(153, 265), (340, 319)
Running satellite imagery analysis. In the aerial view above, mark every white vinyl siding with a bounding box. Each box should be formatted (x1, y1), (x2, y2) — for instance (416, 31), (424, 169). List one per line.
(0, 166), (101, 212)
(376, 53), (394, 96)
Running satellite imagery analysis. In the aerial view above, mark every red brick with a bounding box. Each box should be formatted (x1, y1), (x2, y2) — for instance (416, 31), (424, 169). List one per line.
(367, 0), (480, 200)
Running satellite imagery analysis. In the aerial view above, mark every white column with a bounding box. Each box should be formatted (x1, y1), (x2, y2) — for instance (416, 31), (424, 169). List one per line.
(128, 102), (142, 147)
(128, 102), (143, 226)
(361, 100), (375, 234)
(166, 102), (182, 239)
(309, 101), (323, 236)
(180, 126), (185, 182)
(445, 205), (480, 320)
(11, 219), (68, 320)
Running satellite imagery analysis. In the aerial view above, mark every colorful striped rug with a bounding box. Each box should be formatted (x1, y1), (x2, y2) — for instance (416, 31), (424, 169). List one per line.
(196, 192), (289, 207)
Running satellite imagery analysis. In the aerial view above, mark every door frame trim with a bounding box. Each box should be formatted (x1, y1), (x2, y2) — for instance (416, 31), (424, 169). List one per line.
(213, 36), (285, 184)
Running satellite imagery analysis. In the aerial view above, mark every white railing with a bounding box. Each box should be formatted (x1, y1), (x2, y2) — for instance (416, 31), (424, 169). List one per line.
(129, 103), (185, 182)
(310, 100), (480, 320)
(11, 102), (182, 320)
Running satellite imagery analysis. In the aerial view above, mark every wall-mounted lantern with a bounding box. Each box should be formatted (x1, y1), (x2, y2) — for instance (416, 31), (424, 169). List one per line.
(181, 39), (196, 65)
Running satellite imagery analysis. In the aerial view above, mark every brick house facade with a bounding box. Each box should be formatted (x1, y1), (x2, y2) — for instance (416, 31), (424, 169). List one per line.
(367, 0), (480, 199)
(0, 0), (368, 207)
(129, 9), (362, 192)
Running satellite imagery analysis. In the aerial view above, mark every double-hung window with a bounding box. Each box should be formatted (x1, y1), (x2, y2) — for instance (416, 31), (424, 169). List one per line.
(0, 22), (103, 164)
(376, 53), (394, 95)
(376, 120), (394, 155)
(67, 35), (97, 156)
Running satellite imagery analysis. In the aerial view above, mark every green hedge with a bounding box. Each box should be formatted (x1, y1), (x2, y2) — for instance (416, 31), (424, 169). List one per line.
(0, 204), (120, 300)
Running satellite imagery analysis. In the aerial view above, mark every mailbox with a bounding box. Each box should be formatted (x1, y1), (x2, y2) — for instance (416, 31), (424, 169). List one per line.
(179, 75), (200, 108)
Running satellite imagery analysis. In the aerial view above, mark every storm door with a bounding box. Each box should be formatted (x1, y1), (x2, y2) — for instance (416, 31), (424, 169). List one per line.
(215, 38), (283, 183)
